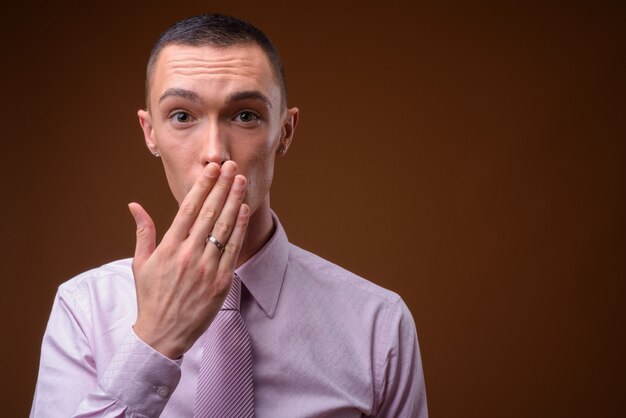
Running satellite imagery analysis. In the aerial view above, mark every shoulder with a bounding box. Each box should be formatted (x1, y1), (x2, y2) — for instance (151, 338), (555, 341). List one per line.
(286, 243), (404, 307)
(58, 258), (134, 294)
(284, 243), (414, 340)
(56, 258), (136, 321)
(59, 258), (133, 295)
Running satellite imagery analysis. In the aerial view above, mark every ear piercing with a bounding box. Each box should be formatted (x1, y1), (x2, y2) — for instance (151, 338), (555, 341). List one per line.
(278, 146), (286, 155)
(153, 151), (160, 157)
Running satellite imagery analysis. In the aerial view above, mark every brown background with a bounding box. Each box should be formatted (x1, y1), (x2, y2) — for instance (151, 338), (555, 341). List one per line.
(1, 1), (624, 417)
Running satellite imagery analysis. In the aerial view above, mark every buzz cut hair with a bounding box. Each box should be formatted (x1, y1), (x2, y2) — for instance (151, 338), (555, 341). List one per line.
(145, 14), (287, 109)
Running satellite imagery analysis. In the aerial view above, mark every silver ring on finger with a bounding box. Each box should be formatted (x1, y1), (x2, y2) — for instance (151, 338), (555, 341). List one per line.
(206, 235), (225, 253)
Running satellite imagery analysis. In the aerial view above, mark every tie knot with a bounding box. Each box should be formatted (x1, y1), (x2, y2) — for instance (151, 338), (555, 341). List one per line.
(221, 274), (242, 311)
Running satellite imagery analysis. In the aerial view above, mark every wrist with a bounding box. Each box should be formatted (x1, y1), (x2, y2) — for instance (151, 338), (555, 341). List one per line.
(133, 323), (186, 360)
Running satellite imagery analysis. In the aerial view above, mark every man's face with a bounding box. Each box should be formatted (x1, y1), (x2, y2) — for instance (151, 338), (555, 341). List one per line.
(138, 43), (298, 216)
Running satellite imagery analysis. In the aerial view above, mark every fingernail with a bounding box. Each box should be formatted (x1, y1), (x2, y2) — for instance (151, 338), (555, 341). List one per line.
(222, 163), (235, 175)
(127, 203), (139, 221)
(233, 176), (246, 189)
(204, 163), (218, 177)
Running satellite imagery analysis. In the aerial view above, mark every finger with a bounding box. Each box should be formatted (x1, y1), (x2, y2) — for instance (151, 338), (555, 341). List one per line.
(163, 162), (221, 243)
(188, 161), (238, 244)
(199, 174), (247, 250)
(128, 202), (156, 271)
(213, 203), (250, 275)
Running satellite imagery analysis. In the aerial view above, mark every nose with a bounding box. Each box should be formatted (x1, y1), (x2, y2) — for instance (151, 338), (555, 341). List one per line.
(200, 120), (229, 166)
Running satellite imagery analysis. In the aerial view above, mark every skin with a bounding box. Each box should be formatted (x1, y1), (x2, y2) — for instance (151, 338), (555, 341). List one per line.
(129, 43), (299, 359)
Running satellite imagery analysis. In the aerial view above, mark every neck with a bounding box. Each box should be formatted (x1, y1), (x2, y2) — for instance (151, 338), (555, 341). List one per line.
(236, 197), (274, 268)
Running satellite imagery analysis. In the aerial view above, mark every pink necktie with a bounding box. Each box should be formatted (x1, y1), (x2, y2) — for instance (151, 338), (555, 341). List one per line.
(194, 274), (255, 417)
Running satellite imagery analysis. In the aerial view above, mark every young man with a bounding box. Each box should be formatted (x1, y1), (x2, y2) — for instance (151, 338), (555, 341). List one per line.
(31, 14), (428, 417)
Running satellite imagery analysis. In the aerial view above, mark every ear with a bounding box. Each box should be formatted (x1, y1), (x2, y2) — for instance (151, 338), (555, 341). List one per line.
(277, 107), (299, 156)
(137, 109), (158, 155)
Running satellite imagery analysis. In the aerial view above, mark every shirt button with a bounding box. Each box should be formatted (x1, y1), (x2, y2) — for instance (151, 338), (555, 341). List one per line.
(157, 386), (170, 398)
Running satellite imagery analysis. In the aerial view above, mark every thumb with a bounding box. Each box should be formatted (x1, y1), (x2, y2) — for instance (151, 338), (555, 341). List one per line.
(128, 202), (156, 271)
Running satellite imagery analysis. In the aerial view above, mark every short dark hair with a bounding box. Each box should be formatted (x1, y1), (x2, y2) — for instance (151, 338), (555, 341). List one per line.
(145, 14), (287, 109)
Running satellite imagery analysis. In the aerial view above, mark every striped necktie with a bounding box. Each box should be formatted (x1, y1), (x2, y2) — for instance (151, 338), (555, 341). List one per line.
(194, 274), (255, 417)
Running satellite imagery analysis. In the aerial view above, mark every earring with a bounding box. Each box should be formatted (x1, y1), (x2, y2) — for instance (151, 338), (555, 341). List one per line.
(153, 151), (160, 157)
(278, 146), (286, 156)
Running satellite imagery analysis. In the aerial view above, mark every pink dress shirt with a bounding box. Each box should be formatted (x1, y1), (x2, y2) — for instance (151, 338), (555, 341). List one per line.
(31, 215), (428, 417)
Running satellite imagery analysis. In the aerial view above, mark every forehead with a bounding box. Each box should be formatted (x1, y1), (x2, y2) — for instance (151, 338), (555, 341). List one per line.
(150, 43), (280, 106)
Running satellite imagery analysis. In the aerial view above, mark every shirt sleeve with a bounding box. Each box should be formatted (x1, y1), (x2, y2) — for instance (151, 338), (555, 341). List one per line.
(30, 287), (182, 418)
(374, 298), (429, 418)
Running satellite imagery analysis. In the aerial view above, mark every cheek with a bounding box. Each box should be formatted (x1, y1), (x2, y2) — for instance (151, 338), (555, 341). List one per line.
(243, 144), (276, 200)
(159, 146), (201, 204)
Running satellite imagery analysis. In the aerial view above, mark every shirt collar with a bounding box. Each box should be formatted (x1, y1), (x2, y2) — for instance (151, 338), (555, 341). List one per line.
(235, 211), (289, 318)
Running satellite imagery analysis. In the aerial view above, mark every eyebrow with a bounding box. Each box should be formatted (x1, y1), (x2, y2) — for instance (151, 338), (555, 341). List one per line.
(159, 88), (203, 104)
(227, 91), (272, 108)
(158, 88), (272, 108)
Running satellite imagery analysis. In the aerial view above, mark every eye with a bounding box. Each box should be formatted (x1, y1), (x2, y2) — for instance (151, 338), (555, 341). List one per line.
(234, 111), (260, 124)
(169, 111), (196, 124)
